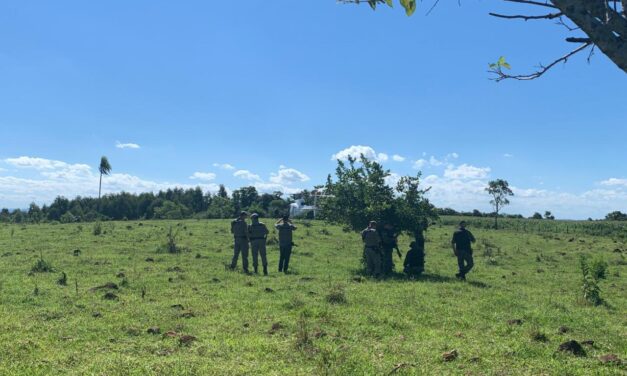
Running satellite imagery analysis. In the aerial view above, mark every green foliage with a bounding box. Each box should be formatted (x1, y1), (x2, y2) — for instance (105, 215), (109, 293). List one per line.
(360, 0), (414, 16)
(486, 179), (514, 229)
(158, 226), (183, 254)
(579, 255), (603, 306)
(605, 211), (627, 221)
(31, 252), (54, 273)
(590, 257), (608, 280)
(489, 56), (511, 70)
(321, 156), (437, 237)
(92, 221), (103, 236)
(57, 272), (67, 286)
(1, 219), (625, 374)
(153, 201), (191, 220)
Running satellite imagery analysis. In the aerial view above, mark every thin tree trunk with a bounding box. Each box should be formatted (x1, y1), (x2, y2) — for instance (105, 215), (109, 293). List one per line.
(98, 173), (102, 200)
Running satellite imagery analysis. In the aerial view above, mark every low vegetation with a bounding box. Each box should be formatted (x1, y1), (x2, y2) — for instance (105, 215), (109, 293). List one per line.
(0, 218), (624, 375)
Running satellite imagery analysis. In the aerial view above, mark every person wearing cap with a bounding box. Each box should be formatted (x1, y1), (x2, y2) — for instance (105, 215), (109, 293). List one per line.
(451, 221), (476, 280)
(248, 213), (269, 275)
(361, 221), (382, 278)
(230, 211), (250, 273)
(275, 215), (297, 274)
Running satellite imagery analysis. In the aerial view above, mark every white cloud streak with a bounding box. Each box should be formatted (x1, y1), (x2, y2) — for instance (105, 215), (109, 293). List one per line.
(115, 141), (141, 149)
(190, 172), (217, 181)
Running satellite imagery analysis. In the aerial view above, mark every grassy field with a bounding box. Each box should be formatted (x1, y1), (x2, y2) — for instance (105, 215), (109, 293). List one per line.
(0, 219), (625, 375)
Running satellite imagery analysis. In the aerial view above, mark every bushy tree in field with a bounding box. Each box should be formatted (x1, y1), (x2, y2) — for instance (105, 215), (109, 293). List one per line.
(320, 155), (437, 240)
(544, 211), (556, 220)
(605, 211), (627, 221)
(268, 199), (290, 218)
(531, 212), (543, 220)
(232, 186), (260, 215)
(28, 203), (43, 223)
(153, 201), (191, 220)
(205, 196), (234, 219)
(486, 179), (514, 229)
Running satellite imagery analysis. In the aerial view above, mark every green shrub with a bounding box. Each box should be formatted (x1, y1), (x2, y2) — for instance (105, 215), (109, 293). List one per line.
(93, 222), (103, 236)
(31, 253), (54, 273)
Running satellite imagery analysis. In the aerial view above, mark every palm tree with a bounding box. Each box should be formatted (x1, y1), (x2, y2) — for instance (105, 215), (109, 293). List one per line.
(98, 156), (112, 199)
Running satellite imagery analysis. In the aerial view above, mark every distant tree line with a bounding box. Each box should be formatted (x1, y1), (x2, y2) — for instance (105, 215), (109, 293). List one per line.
(0, 187), (625, 224)
(0, 185), (300, 224)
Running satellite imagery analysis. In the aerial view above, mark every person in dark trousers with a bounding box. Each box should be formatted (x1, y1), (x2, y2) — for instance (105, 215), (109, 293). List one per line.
(248, 213), (269, 275)
(404, 239), (425, 278)
(230, 211), (250, 273)
(275, 215), (297, 274)
(451, 221), (476, 280)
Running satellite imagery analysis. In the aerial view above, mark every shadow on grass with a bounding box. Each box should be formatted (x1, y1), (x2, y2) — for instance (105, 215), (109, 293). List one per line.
(351, 269), (489, 288)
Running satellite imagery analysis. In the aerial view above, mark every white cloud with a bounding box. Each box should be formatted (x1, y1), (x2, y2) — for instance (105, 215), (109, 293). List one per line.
(444, 164), (491, 180)
(5, 156), (82, 170)
(331, 145), (388, 163)
(600, 178), (627, 187)
(429, 156), (444, 166)
(233, 170), (261, 181)
(446, 153), (459, 160)
(0, 156), (221, 208)
(504, 153), (514, 158)
(270, 166), (310, 185)
(385, 172), (401, 187)
(213, 163), (235, 170)
(115, 141), (141, 149)
(190, 172), (217, 181)
(392, 155), (406, 162)
(412, 159), (426, 169)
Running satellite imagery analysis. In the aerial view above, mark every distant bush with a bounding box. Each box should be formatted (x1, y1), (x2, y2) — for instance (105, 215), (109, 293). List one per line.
(31, 253), (54, 273)
(580, 256), (602, 306)
(590, 257), (608, 280)
(93, 222), (103, 236)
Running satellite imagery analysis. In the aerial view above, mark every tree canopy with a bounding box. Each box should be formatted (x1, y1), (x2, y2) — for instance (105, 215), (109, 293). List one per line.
(320, 155), (437, 238)
(343, 0), (627, 80)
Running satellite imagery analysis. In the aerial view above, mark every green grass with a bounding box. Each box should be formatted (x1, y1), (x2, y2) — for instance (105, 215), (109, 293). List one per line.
(0, 219), (625, 375)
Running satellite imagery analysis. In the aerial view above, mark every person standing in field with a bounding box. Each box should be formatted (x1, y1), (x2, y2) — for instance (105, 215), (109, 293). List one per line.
(361, 221), (382, 278)
(230, 211), (250, 273)
(275, 215), (297, 274)
(380, 223), (399, 275)
(248, 213), (269, 276)
(451, 221), (476, 280)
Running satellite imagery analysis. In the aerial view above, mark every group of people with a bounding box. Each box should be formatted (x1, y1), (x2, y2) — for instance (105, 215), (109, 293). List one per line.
(229, 211), (296, 275)
(228, 211), (477, 280)
(361, 220), (477, 280)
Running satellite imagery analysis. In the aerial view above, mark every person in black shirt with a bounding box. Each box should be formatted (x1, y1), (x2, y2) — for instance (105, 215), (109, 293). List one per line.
(451, 221), (476, 280)
(404, 240), (425, 278)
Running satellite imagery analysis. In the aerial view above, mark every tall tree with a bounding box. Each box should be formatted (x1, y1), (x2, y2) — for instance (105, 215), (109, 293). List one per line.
(342, 0), (627, 79)
(98, 156), (112, 200)
(485, 179), (514, 229)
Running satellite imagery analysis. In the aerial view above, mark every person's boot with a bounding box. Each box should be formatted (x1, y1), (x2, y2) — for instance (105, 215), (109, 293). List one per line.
(263, 266), (268, 276)
(254, 266), (258, 274)
(243, 268), (250, 275)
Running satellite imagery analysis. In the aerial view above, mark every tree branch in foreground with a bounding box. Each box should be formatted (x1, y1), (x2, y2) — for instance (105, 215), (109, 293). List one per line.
(488, 42), (593, 81)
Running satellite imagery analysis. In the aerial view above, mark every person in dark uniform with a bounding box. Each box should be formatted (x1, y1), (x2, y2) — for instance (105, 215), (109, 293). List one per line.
(248, 213), (269, 275)
(361, 221), (382, 278)
(275, 215), (297, 274)
(380, 223), (399, 275)
(451, 221), (476, 280)
(404, 239), (425, 278)
(230, 211), (250, 273)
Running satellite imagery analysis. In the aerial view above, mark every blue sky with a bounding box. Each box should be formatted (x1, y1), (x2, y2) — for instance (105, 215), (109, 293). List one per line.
(0, 0), (625, 219)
